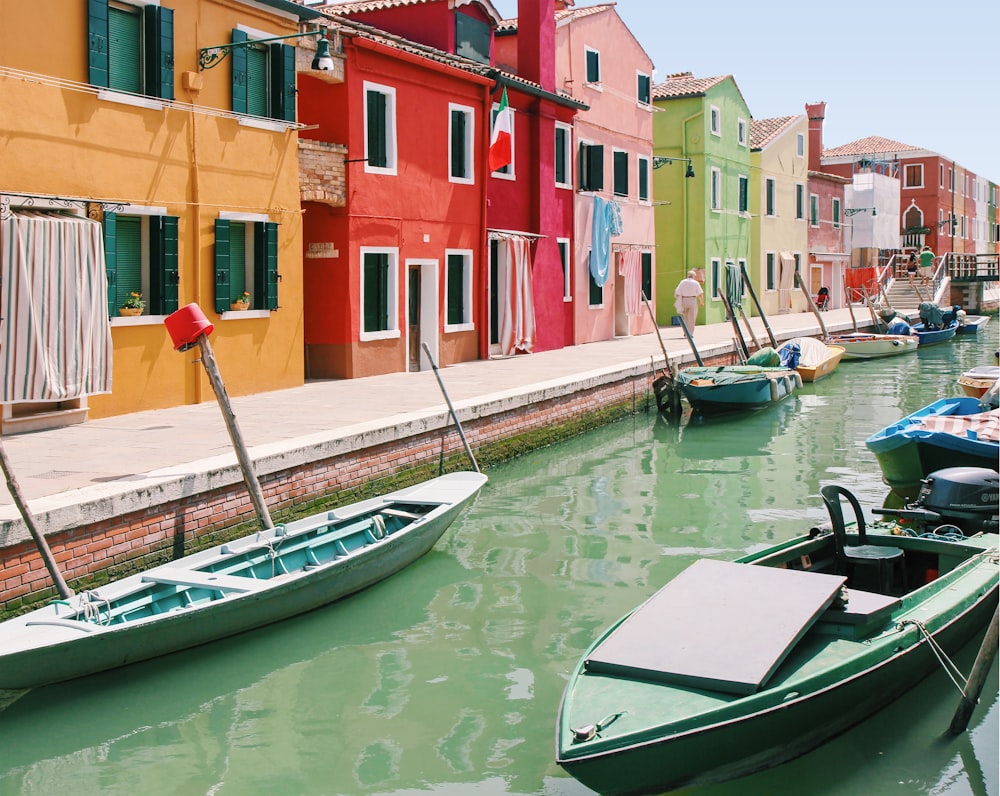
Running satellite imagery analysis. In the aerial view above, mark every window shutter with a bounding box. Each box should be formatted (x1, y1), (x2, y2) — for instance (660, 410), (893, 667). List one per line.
(367, 90), (387, 168)
(144, 4), (174, 101)
(214, 219), (232, 314)
(271, 43), (296, 122)
(229, 222), (247, 302)
(637, 74), (650, 104)
(108, 4), (141, 94)
(103, 211), (117, 317)
(447, 254), (464, 325)
(150, 215), (179, 315)
(638, 159), (648, 201)
(555, 128), (566, 184)
(88, 0), (109, 88)
(230, 29), (248, 115)
(587, 145), (604, 191)
(451, 110), (466, 178)
(613, 150), (628, 196)
(255, 222), (280, 310)
(641, 252), (652, 302)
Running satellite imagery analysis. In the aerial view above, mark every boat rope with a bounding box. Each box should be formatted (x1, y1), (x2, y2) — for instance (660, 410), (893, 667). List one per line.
(898, 619), (967, 695)
(79, 590), (111, 625)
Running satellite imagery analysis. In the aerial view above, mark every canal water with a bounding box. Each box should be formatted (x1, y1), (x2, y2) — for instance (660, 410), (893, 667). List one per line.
(0, 334), (997, 796)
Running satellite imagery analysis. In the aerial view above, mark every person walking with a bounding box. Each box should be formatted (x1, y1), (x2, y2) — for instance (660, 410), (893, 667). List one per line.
(918, 245), (935, 285)
(674, 270), (704, 332)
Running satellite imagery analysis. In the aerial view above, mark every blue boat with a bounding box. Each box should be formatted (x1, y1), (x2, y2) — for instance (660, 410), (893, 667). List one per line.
(956, 314), (991, 335)
(865, 397), (998, 501)
(910, 320), (958, 346)
(675, 366), (801, 413)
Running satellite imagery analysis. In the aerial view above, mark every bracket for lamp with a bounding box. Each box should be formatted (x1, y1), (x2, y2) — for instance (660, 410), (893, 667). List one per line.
(652, 156), (695, 178)
(199, 29), (333, 71)
(845, 207), (876, 217)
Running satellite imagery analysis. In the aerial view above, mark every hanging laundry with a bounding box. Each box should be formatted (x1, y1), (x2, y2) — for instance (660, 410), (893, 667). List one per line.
(590, 197), (623, 288)
(618, 249), (642, 315)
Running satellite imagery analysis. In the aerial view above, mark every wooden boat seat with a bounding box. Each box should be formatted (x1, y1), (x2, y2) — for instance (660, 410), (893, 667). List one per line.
(381, 507), (422, 519)
(142, 567), (263, 593)
(814, 588), (900, 638)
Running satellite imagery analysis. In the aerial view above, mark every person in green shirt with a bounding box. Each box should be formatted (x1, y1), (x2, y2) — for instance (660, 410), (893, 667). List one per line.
(918, 245), (935, 284)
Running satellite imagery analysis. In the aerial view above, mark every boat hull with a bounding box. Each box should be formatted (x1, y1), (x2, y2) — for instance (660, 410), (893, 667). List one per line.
(795, 345), (845, 382)
(834, 333), (919, 360)
(911, 321), (958, 346)
(676, 367), (800, 413)
(956, 315), (990, 335)
(0, 472), (487, 689)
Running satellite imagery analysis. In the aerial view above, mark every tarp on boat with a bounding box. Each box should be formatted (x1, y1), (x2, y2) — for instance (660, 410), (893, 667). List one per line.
(917, 408), (1000, 442)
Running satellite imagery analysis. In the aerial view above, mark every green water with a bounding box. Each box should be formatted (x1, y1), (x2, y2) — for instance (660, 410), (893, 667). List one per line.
(0, 335), (997, 796)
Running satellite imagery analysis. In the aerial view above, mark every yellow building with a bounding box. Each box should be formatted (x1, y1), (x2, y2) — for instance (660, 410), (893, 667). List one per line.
(0, 0), (328, 431)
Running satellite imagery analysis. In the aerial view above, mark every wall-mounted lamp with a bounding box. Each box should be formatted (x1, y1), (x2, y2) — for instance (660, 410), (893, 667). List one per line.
(937, 214), (958, 228)
(199, 29), (334, 71)
(845, 207), (876, 217)
(652, 156), (695, 178)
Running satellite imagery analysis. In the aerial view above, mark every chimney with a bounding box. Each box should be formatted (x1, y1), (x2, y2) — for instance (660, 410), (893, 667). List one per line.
(554, 0), (574, 10)
(805, 101), (826, 172)
(516, 0), (556, 93)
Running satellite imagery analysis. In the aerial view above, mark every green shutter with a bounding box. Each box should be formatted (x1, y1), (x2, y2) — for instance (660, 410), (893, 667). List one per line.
(447, 254), (464, 325)
(586, 50), (599, 83)
(641, 252), (652, 302)
(116, 216), (142, 309)
(108, 4), (142, 94)
(639, 159), (648, 201)
(88, 0), (109, 88)
(588, 256), (602, 306)
(613, 150), (628, 196)
(451, 110), (466, 178)
(363, 253), (389, 332)
(271, 44), (296, 122)
(231, 29), (248, 115)
(150, 216), (179, 314)
(255, 222), (279, 310)
(103, 211), (117, 317)
(229, 222), (247, 302)
(246, 45), (269, 117)
(367, 90), (387, 168)
(214, 219), (232, 314)
(588, 145), (604, 191)
(555, 127), (566, 184)
(144, 4), (174, 100)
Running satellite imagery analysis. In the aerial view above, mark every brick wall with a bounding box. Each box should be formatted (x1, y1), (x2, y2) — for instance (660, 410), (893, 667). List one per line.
(299, 139), (347, 206)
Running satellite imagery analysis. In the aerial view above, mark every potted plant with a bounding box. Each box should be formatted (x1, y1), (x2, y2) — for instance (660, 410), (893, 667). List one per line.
(119, 292), (145, 317)
(230, 291), (251, 311)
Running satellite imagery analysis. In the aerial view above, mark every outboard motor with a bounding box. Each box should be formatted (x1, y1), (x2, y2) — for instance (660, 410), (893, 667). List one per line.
(875, 467), (999, 536)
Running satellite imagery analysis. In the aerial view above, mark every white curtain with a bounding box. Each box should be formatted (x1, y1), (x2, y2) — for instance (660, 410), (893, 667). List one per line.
(499, 235), (535, 356)
(618, 249), (642, 315)
(0, 210), (113, 401)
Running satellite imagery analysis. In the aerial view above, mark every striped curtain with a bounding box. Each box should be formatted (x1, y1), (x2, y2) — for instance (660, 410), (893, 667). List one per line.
(0, 211), (113, 401)
(499, 235), (535, 356)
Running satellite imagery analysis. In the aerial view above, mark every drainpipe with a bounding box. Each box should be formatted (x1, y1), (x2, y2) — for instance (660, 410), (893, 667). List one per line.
(185, 72), (205, 406)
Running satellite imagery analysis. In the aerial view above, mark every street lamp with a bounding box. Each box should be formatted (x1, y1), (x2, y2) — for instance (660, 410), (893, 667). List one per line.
(652, 156), (695, 178)
(199, 29), (334, 71)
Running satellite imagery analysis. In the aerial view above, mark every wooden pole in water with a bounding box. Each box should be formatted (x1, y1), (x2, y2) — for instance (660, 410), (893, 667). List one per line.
(642, 293), (681, 416)
(739, 263), (777, 347)
(0, 441), (73, 599)
(947, 605), (999, 735)
(794, 271), (828, 339)
(843, 273), (858, 332)
(677, 315), (704, 366)
(641, 293), (673, 378)
(196, 335), (274, 530)
(422, 343), (479, 473)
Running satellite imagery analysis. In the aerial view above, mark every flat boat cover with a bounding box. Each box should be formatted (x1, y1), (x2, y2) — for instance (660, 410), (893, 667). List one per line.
(585, 559), (846, 695)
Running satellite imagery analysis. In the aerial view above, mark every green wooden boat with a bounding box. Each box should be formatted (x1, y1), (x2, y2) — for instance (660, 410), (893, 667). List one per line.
(0, 471), (486, 690)
(556, 473), (998, 795)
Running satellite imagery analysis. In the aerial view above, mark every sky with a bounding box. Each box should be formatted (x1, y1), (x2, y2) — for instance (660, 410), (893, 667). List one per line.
(491, 0), (999, 182)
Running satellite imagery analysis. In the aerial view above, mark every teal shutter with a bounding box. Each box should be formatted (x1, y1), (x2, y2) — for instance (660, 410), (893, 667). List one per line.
(214, 219), (232, 314)
(231, 30), (248, 115)
(116, 216), (142, 309)
(247, 45), (269, 118)
(363, 253), (389, 332)
(555, 127), (566, 184)
(447, 254), (464, 325)
(150, 216), (179, 314)
(144, 4), (174, 100)
(108, 4), (142, 94)
(613, 150), (628, 196)
(367, 90), (387, 168)
(88, 0), (109, 88)
(103, 211), (117, 317)
(229, 222), (246, 302)
(271, 44), (296, 122)
(255, 222), (280, 310)
(451, 110), (466, 178)
(641, 252), (652, 302)
(639, 159), (648, 201)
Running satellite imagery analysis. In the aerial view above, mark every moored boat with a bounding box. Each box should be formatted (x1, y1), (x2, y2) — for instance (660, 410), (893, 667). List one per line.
(556, 469), (999, 796)
(958, 365), (1000, 399)
(833, 332), (919, 361)
(911, 320), (958, 346)
(777, 337), (845, 382)
(956, 314), (991, 335)
(0, 471), (487, 689)
(675, 365), (801, 413)
(865, 397), (999, 501)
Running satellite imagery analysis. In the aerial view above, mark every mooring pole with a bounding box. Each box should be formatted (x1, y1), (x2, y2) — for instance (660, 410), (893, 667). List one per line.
(947, 605), (999, 735)
(422, 343), (479, 473)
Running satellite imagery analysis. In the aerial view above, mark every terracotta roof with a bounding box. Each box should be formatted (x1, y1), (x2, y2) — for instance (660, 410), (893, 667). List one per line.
(821, 135), (921, 159)
(316, 0), (502, 24)
(498, 3), (617, 33)
(749, 116), (799, 150)
(651, 73), (729, 100)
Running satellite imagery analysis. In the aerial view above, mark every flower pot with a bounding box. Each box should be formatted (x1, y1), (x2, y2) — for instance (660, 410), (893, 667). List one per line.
(230, 302), (250, 311)
(119, 307), (143, 317)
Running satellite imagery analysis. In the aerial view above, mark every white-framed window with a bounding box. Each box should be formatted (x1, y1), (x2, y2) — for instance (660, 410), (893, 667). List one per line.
(585, 46), (601, 87)
(554, 122), (572, 188)
(558, 238), (571, 301)
(809, 193), (820, 227)
(710, 105), (721, 137)
(940, 164), (945, 188)
(444, 249), (474, 330)
(88, 0), (174, 104)
(738, 174), (749, 214)
(795, 183), (805, 220)
(903, 163), (923, 189)
(638, 156), (650, 203)
(215, 211), (278, 316)
(448, 103), (475, 184)
(796, 133), (805, 157)
(765, 178), (776, 217)
(364, 81), (397, 175)
(832, 197), (841, 229)
(766, 251), (776, 290)
(737, 118), (748, 147)
(710, 257), (721, 299)
(711, 167), (722, 211)
(360, 246), (400, 340)
(636, 71), (651, 106)
(612, 149), (629, 197)
(491, 97), (516, 179)
(105, 204), (180, 320)
(578, 139), (603, 192)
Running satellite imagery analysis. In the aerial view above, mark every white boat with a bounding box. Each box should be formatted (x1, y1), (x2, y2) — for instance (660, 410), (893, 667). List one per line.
(833, 332), (919, 361)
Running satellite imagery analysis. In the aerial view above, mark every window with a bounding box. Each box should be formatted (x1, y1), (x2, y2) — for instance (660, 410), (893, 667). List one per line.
(793, 253), (802, 274)
(765, 178), (776, 217)
(710, 167), (722, 211)
(104, 207), (179, 317)
(738, 175), (749, 214)
(555, 123), (572, 188)
(766, 252), (776, 290)
(904, 164), (923, 188)
(637, 72), (651, 105)
(613, 150), (629, 197)
(940, 164), (945, 188)
(365, 82), (397, 174)
(585, 47), (601, 85)
(579, 141), (603, 191)
(88, 0), (174, 101)
(214, 215), (280, 314)
(445, 250), (473, 329)
(641, 251), (652, 303)
(587, 251), (602, 306)
(638, 156), (650, 203)
(558, 238), (571, 300)
(710, 258), (721, 299)
(809, 194), (819, 227)
(455, 12), (489, 64)
(796, 133), (805, 157)
(449, 104), (474, 183)
(832, 198), (841, 229)
(737, 118), (748, 147)
(795, 184), (805, 220)
(229, 30), (296, 122)
(710, 106), (721, 137)
(360, 247), (399, 338)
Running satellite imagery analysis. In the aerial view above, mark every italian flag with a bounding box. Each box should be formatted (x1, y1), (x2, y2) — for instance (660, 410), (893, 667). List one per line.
(489, 87), (513, 172)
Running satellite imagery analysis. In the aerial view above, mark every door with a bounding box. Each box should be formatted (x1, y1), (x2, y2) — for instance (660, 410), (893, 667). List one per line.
(406, 260), (438, 371)
(408, 265), (420, 371)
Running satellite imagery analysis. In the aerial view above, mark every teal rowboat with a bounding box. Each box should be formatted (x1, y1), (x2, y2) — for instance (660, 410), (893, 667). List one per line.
(0, 471), (486, 689)
(675, 365), (802, 413)
(556, 482), (998, 795)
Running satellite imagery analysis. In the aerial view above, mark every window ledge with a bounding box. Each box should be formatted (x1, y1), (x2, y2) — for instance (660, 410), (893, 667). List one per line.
(221, 309), (269, 320)
(360, 329), (401, 342)
(111, 314), (165, 327)
(238, 116), (294, 133)
(444, 322), (475, 334)
(98, 90), (164, 111)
